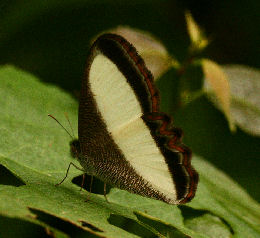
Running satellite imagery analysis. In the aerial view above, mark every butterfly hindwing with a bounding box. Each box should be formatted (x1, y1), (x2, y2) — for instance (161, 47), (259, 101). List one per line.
(77, 34), (198, 204)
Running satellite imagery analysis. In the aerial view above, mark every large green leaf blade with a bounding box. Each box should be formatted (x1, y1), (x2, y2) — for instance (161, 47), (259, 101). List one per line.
(0, 65), (259, 237)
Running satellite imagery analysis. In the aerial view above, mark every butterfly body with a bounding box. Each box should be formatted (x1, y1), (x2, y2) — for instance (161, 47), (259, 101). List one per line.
(74, 34), (198, 204)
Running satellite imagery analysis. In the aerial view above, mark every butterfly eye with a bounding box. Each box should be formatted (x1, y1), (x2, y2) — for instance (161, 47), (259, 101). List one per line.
(70, 139), (80, 158)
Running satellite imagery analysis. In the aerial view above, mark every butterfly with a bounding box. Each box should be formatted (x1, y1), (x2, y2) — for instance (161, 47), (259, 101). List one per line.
(68, 33), (198, 204)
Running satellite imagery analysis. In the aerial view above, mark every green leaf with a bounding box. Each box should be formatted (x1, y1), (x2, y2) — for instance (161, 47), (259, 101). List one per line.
(202, 59), (234, 131)
(222, 65), (260, 137)
(0, 66), (259, 237)
(203, 63), (260, 136)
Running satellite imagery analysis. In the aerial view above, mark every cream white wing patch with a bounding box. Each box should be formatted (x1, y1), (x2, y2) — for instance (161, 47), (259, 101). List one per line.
(89, 54), (177, 201)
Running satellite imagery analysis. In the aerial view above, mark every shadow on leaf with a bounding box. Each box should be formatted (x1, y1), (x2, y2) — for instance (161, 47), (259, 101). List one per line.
(79, 220), (103, 232)
(29, 207), (102, 238)
(72, 174), (112, 195)
(0, 215), (48, 238)
(0, 164), (25, 186)
(180, 206), (234, 236)
(108, 213), (157, 237)
(134, 211), (189, 238)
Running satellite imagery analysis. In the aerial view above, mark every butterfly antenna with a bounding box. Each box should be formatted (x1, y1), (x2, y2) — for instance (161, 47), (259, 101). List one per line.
(64, 112), (76, 138)
(48, 114), (74, 140)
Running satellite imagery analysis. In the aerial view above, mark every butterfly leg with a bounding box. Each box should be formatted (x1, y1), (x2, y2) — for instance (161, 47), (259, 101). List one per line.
(80, 173), (86, 191)
(89, 175), (93, 193)
(104, 183), (109, 203)
(55, 162), (84, 186)
(85, 175), (93, 202)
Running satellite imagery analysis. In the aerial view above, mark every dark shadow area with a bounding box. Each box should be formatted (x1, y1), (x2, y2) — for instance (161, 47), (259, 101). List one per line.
(80, 220), (103, 232)
(179, 206), (234, 235)
(0, 1), (258, 93)
(134, 212), (189, 238)
(108, 214), (157, 238)
(29, 208), (101, 238)
(179, 0), (260, 68)
(179, 206), (207, 220)
(0, 1), (188, 93)
(0, 215), (50, 238)
(72, 174), (112, 195)
(0, 164), (25, 186)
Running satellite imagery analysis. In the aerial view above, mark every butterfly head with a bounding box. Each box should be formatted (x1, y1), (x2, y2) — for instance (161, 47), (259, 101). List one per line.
(70, 139), (81, 158)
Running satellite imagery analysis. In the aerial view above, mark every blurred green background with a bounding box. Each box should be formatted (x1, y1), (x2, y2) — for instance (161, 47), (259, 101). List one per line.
(0, 0), (259, 204)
